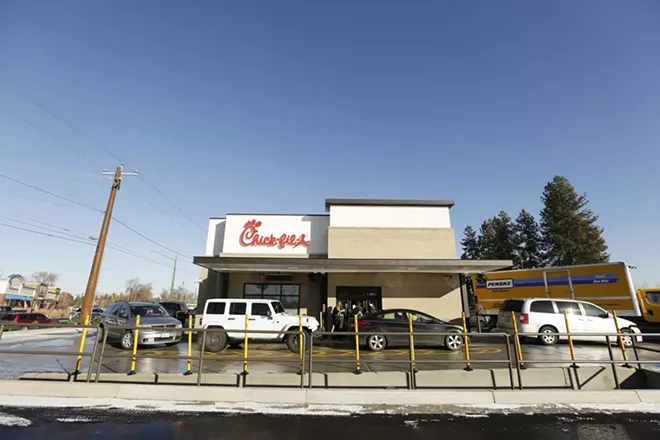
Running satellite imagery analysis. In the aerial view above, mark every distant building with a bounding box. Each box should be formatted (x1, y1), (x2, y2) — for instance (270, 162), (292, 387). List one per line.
(0, 274), (61, 309)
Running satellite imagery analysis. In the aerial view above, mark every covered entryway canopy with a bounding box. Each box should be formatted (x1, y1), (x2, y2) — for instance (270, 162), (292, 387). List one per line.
(193, 256), (512, 274)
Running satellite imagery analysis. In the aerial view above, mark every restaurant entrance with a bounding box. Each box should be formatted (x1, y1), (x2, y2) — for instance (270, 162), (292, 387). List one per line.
(336, 286), (382, 314)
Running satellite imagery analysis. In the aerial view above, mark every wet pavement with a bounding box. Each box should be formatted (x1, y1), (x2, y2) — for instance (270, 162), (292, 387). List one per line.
(1, 406), (659, 439)
(1, 331), (660, 378)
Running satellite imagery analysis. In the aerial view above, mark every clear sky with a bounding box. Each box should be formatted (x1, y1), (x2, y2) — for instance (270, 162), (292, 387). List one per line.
(1, 0), (659, 294)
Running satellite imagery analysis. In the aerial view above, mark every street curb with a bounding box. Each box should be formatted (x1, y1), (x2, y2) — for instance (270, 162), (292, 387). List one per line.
(1, 381), (660, 409)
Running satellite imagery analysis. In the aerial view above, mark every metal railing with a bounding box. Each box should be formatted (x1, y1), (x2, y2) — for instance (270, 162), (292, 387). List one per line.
(1, 320), (659, 390)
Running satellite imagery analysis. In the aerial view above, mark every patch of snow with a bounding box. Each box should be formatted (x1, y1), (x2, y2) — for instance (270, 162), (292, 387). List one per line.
(404, 420), (419, 430)
(55, 417), (93, 423)
(0, 412), (32, 427)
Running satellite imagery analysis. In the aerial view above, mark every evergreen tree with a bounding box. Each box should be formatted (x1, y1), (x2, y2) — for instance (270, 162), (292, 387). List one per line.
(514, 209), (544, 269)
(540, 176), (609, 266)
(478, 212), (517, 261)
(478, 218), (498, 259)
(460, 226), (481, 259)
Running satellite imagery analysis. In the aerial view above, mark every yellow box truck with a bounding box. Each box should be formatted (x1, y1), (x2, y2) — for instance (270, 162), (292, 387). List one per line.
(473, 262), (643, 322)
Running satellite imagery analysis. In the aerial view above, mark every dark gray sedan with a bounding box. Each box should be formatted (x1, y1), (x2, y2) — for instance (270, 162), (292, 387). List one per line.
(349, 309), (466, 352)
(100, 302), (183, 350)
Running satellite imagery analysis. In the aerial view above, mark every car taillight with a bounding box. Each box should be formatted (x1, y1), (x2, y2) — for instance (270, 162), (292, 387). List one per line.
(357, 320), (369, 327)
(520, 313), (529, 325)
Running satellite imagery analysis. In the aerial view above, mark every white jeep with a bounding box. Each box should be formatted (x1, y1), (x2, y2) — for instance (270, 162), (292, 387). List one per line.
(199, 299), (319, 353)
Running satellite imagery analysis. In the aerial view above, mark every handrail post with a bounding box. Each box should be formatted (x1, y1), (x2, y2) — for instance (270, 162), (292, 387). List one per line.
(612, 311), (631, 368)
(354, 315), (362, 375)
(127, 315), (140, 376)
(0, 324), (4, 341)
(298, 315), (304, 375)
(408, 314), (417, 390)
(308, 331), (314, 388)
(95, 325), (110, 383)
(461, 312), (473, 372)
(183, 318), (193, 376)
(630, 326), (642, 371)
(563, 311), (579, 369)
(242, 314), (249, 377)
(197, 330), (207, 387)
(85, 324), (101, 383)
(511, 311), (526, 370)
(502, 334), (515, 390)
(605, 335), (620, 389)
(73, 315), (91, 378)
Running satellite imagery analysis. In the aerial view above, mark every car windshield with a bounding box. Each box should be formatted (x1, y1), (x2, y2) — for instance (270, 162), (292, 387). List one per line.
(130, 304), (168, 317)
(271, 301), (286, 314)
(160, 303), (178, 312)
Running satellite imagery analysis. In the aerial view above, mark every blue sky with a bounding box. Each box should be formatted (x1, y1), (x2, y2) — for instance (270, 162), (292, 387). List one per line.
(1, 0), (659, 294)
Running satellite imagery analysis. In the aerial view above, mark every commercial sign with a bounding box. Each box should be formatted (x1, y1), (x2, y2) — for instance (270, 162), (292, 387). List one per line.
(486, 279), (514, 290)
(239, 219), (310, 249)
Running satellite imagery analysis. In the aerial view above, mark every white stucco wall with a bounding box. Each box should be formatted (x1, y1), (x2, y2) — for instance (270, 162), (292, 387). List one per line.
(220, 214), (329, 256)
(328, 205), (451, 228)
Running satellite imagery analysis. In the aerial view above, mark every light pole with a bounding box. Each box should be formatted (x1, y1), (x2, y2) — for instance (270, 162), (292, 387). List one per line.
(152, 251), (177, 298)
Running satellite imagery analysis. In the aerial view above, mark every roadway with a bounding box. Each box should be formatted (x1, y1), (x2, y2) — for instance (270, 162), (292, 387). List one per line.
(1, 331), (660, 378)
(1, 406), (659, 439)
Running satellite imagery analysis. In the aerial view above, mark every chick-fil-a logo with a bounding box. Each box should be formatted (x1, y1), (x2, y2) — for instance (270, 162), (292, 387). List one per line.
(239, 219), (310, 249)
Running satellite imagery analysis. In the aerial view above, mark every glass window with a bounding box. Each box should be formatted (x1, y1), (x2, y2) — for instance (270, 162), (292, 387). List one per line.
(380, 311), (406, 321)
(271, 301), (285, 314)
(555, 301), (582, 315)
(243, 284), (300, 314)
(646, 292), (660, 305)
(206, 302), (226, 315)
(530, 301), (555, 314)
(251, 303), (270, 317)
(229, 302), (247, 315)
(130, 304), (167, 317)
(408, 312), (434, 323)
(582, 303), (607, 317)
(501, 300), (524, 312)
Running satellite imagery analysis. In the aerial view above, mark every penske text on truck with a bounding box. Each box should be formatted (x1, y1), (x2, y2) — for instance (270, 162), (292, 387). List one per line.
(473, 262), (643, 318)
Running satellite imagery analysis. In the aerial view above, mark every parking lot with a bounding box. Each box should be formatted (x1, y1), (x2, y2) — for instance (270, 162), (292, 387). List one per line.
(2, 330), (660, 379)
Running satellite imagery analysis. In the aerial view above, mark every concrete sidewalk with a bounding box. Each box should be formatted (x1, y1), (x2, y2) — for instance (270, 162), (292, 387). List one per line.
(1, 380), (660, 414)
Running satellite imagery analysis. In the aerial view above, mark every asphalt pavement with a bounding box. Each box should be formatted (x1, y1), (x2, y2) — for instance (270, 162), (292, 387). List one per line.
(1, 331), (660, 378)
(1, 406), (659, 439)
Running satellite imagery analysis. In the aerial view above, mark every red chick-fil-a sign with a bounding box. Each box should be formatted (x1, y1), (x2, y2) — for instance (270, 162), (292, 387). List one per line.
(239, 219), (310, 249)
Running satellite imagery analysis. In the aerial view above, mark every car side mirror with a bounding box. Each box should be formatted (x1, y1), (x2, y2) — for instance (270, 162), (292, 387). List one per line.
(267, 311), (273, 319)
(599, 312), (610, 319)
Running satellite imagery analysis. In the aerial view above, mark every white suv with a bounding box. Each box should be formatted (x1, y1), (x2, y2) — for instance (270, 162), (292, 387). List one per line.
(199, 299), (319, 353)
(497, 298), (642, 347)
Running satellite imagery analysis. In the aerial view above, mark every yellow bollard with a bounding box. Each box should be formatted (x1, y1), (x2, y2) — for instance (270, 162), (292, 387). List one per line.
(408, 313), (417, 372)
(183, 317), (193, 376)
(354, 314), (361, 375)
(74, 315), (90, 375)
(242, 314), (249, 375)
(612, 311), (630, 364)
(511, 311), (526, 370)
(298, 314), (304, 374)
(127, 315), (140, 375)
(563, 311), (578, 368)
(461, 312), (473, 371)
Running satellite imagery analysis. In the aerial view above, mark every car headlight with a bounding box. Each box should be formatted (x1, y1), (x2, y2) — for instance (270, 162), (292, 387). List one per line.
(175, 323), (182, 328)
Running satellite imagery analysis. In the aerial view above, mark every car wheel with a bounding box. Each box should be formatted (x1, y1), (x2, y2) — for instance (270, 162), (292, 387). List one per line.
(201, 330), (227, 353)
(538, 326), (558, 346)
(619, 328), (634, 348)
(366, 334), (387, 352)
(120, 331), (134, 350)
(444, 332), (465, 351)
(286, 330), (310, 353)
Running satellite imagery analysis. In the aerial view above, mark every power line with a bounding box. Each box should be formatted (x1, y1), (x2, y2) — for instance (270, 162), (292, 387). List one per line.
(11, 86), (124, 163)
(111, 216), (192, 259)
(0, 222), (98, 247)
(0, 173), (193, 260)
(2, 106), (103, 169)
(0, 173), (103, 213)
(0, 189), (70, 207)
(125, 184), (206, 241)
(9, 85), (206, 238)
(138, 175), (207, 232)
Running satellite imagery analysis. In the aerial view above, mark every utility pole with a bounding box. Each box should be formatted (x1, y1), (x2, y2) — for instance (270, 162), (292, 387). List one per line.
(170, 255), (178, 297)
(80, 164), (137, 323)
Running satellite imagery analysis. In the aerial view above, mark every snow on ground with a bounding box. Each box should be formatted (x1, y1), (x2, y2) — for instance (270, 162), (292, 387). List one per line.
(0, 412), (33, 427)
(1, 395), (660, 417)
(0, 328), (96, 345)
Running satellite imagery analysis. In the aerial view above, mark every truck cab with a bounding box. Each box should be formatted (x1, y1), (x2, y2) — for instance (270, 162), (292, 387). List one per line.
(637, 289), (660, 323)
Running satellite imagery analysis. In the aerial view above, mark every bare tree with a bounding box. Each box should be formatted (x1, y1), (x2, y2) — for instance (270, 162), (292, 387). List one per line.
(125, 278), (153, 302)
(32, 271), (59, 286)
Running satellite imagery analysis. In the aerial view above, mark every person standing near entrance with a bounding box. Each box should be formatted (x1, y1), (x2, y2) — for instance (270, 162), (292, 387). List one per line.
(324, 305), (334, 333)
(333, 301), (345, 332)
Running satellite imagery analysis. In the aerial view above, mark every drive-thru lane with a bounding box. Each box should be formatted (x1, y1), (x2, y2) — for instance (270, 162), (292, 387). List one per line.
(2, 330), (660, 378)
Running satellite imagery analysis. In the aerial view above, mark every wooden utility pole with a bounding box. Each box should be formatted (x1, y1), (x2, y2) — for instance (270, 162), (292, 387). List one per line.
(80, 164), (137, 323)
(170, 255), (178, 297)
